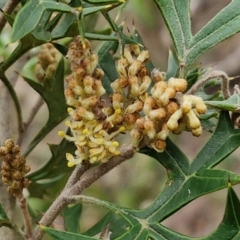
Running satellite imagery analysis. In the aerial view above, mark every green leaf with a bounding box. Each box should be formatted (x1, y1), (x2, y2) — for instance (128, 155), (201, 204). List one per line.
(62, 204), (82, 233)
(51, 13), (76, 39)
(11, 1), (72, 42)
(153, 0), (191, 61)
(166, 50), (178, 80)
(187, 0), (240, 66)
(83, 212), (115, 236)
(204, 187), (240, 239)
(0, 203), (11, 228)
(84, 0), (126, 4)
(27, 132), (75, 181)
(205, 94), (240, 112)
(190, 111), (240, 172)
(23, 58), (68, 157)
(41, 225), (96, 240)
(98, 39), (119, 94)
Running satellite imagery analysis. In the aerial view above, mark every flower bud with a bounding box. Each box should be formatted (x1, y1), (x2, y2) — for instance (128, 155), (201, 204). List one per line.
(159, 87), (176, 106)
(148, 108), (167, 121)
(167, 78), (187, 92)
(151, 68), (165, 82)
(151, 139), (166, 152)
(125, 100), (143, 114)
(181, 95), (193, 113)
(111, 77), (129, 92)
(185, 109), (201, 129)
(191, 96), (207, 114)
(167, 109), (183, 130)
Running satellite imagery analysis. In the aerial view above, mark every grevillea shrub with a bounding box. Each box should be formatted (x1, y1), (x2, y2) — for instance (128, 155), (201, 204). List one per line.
(1, 1), (240, 239)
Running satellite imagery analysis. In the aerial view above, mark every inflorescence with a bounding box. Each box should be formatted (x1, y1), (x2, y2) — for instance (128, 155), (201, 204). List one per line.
(59, 36), (207, 167)
(0, 139), (30, 195)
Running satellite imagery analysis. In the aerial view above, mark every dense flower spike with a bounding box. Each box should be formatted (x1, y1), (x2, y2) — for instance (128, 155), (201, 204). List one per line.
(60, 37), (208, 166)
(59, 37), (123, 166)
(0, 139), (30, 195)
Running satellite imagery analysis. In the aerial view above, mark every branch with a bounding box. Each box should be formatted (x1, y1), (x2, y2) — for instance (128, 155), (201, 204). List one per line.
(68, 144), (136, 196)
(0, 0), (21, 33)
(63, 161), (91, 190)
(15, 193), (32, 239)
(32, 144), (136, 240)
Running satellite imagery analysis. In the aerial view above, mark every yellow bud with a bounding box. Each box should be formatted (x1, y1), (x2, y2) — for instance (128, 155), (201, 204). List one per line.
(90, 157), (98, 164)
(119, 126), (126, 132)
(66, 153), (74, 161)
(115, 109), (122, 115)
(151, 68), (165, 82)
(58, 131), (65, 137)
(112, 141), (119, 147)
(82, 129), (88, 135)
(67, 162), (75, 167)
(65, 120), (71, 127)
(67, 107), (74, 113)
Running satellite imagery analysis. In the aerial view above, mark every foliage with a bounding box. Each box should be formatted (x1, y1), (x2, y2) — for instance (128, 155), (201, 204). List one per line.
(0, 0), (240, 240)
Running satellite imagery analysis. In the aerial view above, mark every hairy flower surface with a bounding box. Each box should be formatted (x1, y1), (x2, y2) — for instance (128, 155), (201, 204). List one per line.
(59, 37), (124, 166)
(60, 37), (208, 165)
(0, 139), (30, 195)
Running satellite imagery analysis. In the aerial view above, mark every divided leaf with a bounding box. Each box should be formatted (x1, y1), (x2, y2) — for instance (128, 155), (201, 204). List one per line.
(23, 58), (68, 157)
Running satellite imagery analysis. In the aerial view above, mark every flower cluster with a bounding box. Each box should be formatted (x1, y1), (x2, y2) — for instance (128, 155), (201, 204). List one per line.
(58, 37), (124, 167)
(35, 43), (60, 82)
(0, 139), (30, 195)
(60, 37), (207, 166)
(111, 44), (207, 152)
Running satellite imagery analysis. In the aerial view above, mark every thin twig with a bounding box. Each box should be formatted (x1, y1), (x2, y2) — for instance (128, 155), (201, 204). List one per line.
(15, 193), (32, 239)
(0, 0), (21, 33)
(63, 162), (91, 190)
(32, 144), (136, 240)
(17, 96), (44, 145)
(68, 144), (136, 196)
(186, 70), (230, 99)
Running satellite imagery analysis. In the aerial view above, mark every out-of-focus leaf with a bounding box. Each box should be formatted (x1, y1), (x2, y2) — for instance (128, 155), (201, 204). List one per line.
(62, 204), (82, 233)
(0, 203), (10, 228)
(23, 58), (68, 157)
(97, 39), (119, 94)
(187, 0), (240, 66)
(205, 94), (240, 112)
(27, 134), (75, 181)
(11, 1), (72, 42)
